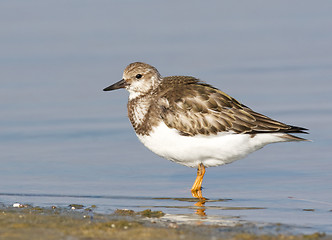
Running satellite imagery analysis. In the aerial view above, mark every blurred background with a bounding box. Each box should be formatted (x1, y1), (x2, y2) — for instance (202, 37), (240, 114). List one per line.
(0, 0), (331, 232)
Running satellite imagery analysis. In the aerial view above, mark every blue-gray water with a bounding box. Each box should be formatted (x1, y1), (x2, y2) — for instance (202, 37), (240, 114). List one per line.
(1, 0), (332, 234)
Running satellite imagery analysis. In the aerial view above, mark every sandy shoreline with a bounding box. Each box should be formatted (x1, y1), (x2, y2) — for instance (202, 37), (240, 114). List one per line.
(0, 205), (329, 240)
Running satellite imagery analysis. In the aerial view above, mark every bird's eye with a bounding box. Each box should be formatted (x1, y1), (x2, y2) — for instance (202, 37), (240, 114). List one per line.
(136, 74), (142, 79)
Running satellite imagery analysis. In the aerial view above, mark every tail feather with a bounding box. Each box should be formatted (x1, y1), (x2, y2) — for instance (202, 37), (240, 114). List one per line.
(280, 133), (310, 142)
(285, 125), (309, 134)
(280, 125), (309, 141)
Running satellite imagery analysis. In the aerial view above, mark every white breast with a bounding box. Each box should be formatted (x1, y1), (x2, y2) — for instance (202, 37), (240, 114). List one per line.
(137, 122), (288, 168)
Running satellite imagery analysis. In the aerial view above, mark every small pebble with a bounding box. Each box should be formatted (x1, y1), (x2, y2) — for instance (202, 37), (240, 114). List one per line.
(69, 204), (84, 210)
(13, 203), (23, 208)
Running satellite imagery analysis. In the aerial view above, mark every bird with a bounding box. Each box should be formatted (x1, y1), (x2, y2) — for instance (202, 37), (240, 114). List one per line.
(103, 62), (308, 198)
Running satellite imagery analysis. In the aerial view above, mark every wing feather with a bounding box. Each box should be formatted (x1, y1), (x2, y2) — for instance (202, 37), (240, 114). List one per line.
(157, 76), (308, 137)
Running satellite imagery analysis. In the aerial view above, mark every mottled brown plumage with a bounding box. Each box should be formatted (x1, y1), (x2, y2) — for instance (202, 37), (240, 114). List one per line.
(127, 96), (161, 136)
(128, 75), (307, 140)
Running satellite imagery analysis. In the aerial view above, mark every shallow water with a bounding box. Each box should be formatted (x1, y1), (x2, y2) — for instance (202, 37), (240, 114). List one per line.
(1, 0), (332, 234)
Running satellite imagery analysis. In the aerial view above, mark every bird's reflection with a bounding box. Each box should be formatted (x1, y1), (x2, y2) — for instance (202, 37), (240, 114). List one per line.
(192, 189), (207, 216)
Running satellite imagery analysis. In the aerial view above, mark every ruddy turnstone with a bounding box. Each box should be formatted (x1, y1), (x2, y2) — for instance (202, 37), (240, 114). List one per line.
(103, 62), (308, 197)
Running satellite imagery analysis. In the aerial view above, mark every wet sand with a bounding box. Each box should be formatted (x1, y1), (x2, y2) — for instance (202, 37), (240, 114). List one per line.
(0, 205), (329, 240)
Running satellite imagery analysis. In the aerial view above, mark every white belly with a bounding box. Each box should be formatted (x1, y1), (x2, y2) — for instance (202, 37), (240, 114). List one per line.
(137, 122), (287, 168)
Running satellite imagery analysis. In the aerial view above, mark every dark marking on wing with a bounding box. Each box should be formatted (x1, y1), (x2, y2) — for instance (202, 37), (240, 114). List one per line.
(156, 76), (308, 140)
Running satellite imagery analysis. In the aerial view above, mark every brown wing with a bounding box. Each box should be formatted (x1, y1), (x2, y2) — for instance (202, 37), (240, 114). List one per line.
(158, 76), (308, 137)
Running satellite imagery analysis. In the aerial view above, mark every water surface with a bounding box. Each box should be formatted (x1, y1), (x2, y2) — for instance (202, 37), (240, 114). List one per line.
(1, 0), (332, 234)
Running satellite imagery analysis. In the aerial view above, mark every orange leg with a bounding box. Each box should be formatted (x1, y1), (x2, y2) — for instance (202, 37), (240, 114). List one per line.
(191, 163), (206, 197)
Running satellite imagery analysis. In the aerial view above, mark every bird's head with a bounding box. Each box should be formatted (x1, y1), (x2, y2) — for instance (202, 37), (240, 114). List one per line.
(103, 62), (162, 100)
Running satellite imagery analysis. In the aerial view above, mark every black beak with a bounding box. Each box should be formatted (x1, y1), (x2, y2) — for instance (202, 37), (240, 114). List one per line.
(103, 79), (128, 91)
